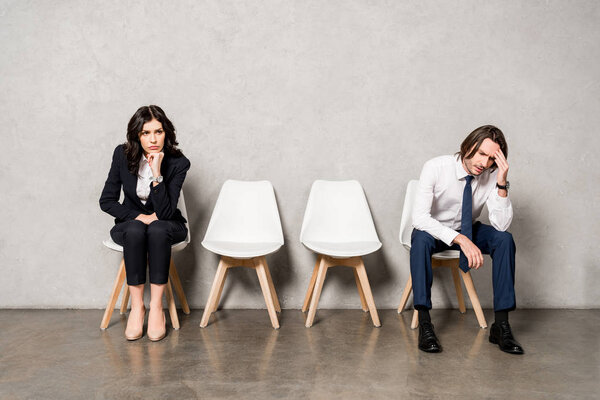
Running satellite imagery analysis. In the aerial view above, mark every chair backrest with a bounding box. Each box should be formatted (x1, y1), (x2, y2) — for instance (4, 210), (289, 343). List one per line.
(399, 180), (419, 249)
(178, 190), (191, 244)
(202, 180), (284, 244)
(300, 180), (380, 243)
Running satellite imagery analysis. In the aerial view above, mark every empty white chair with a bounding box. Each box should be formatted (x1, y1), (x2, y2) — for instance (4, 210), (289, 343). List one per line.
(200, 180), (283, 329)
(301, 180), (381, 327)
(100, 191), (191, 330)
(397, 180), (487, 329)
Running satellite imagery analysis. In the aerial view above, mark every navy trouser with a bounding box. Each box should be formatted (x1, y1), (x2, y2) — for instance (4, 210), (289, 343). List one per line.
(410, 222), (516, 312)
(110, 220), (187, 285)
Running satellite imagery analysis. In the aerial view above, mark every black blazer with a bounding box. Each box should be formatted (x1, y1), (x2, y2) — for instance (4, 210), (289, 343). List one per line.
(99, 144), (191, 224)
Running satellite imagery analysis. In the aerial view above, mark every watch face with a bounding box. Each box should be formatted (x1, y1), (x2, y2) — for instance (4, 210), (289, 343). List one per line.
(157, 176), (163, 183)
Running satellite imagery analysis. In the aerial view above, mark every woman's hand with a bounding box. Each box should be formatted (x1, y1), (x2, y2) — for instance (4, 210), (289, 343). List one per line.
(147, 152), (164, 178)
(135, 213), (158, 225)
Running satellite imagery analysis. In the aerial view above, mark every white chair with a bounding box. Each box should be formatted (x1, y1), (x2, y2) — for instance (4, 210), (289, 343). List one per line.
(300, 180), (382, 328)
(100, 192), (191, 330)
(397, 180), (487, 329)
(200, 180), (283, 329)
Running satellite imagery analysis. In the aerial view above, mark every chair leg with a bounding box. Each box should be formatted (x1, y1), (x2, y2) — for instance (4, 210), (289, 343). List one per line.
(302, 256), (321, 313)
(254, 259), (280, 329)
(120, 285), (130, 315)
(451, 265), (466, 313)
(165, 280), (180, 330)
(212, 268), (229, 313)
(169, 259), (190, 315)
(397, 275), (413, 314)
(411, 309), (419, 329)
(200, 258), (229, 328)
(353, 268), (369, 312)
(100, 259), (127, 330)
(354, 259), (381, 327)
(460, 270), (488, 328)
(305, 257), (328, 328)
(260, 256), (281, 313)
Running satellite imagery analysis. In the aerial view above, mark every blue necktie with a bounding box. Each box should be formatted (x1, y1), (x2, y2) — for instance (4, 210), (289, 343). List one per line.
(459, 175), (474, 271)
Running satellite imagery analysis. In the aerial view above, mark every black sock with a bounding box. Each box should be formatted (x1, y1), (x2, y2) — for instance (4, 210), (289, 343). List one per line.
(415, 306), (431, 324)
(495, 310), (509, 324)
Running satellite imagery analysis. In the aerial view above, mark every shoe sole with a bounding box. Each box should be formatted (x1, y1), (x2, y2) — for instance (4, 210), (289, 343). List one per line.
(419, 346), (442, 353)
(148, 333), (166, 342)
(489, 335), (524, 354)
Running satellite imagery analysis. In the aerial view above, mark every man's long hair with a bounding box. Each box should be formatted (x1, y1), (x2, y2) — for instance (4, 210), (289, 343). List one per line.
(457, 125), (508, 171)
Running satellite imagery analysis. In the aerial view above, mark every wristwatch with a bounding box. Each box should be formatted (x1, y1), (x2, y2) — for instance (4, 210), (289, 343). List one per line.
(150, 176), (163, 183)
(496, 181), (510, 190)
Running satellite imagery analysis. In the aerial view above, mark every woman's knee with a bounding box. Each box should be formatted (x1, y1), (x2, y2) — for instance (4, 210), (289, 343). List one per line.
(147, 220), (172, 242)
(122, 220), (147, 241)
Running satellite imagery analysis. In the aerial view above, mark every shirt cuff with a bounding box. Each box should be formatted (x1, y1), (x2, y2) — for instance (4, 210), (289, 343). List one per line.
(493, 189), (511, 207)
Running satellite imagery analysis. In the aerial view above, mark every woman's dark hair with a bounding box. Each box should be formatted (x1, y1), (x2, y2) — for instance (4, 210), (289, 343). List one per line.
(124, 105), (183, 175)
(457, 125), (508, 171)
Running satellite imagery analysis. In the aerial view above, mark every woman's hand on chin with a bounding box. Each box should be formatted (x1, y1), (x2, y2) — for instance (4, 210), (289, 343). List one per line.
(147, 152), (164, 177)
(135, 213), (158, 225)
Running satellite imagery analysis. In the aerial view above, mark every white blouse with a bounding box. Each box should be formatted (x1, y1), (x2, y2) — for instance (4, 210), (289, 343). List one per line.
(136, 156), (153, 205)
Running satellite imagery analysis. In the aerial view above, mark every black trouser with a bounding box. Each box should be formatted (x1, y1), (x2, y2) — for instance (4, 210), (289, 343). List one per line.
(110, 220), (187, 285)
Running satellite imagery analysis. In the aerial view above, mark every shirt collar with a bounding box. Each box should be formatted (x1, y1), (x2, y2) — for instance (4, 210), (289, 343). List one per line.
(455, 155), (470, 180)
(139, 155), (150, 165)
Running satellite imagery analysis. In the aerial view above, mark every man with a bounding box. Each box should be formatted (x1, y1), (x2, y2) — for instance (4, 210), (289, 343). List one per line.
(411, 125), (523, 354)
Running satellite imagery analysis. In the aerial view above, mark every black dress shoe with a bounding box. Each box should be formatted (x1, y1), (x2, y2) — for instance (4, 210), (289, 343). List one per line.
(489, 321), (524, 354)
(418, 321), (442, 353)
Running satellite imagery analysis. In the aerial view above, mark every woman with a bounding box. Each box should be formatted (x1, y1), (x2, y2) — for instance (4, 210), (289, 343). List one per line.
(100, 105), (190, 341)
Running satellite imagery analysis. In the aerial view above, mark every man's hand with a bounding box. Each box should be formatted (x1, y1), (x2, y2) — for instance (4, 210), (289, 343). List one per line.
(147, 152), (164, 179)
(135, 212), (158, 225)
(453, 234), (484, 269)
(494, 148), (509, 186)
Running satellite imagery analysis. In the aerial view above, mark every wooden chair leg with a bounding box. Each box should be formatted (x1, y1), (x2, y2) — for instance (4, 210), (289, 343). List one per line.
(302, 256), (321, 313)
(254, 259), (280, 329)
(165, 280), (180, 330)
(169, 259), (190, 315)
(451, 265), (466, 313)
(212, 268), (229, 313)
(460, 270), (487, 328)
(120, 284), (130, 315)
(353, 268), (369, 312)
(200, 258), (229, 328)
(101, 259), (126, 330)
(397, 275), (413, 314)
(354, 259), (381, 327)
(260, 256), (281, 313)
(305, 257), (328, 328)
(411, 309), (419, 329)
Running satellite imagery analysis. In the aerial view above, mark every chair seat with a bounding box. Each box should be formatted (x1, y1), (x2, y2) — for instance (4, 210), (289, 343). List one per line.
(201, 240), (282, 259)
(302, 240), (382, 258)
(102, 238), (188, 253)
(432, 250), (460, 259)
(402, 244), (459, 260)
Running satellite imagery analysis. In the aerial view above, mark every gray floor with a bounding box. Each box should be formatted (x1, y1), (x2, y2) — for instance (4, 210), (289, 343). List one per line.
(0, 309), (598, 399)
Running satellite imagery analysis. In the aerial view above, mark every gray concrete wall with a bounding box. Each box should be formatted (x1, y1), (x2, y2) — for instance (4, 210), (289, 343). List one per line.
(1, 0), (598, 309)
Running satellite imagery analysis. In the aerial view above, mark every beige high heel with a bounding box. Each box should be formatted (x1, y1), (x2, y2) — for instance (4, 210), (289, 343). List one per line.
(125, 306), (146, 341)
(147, 309), (166, 342)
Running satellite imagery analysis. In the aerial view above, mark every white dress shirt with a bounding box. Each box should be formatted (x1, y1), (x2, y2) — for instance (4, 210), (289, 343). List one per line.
(412, 155), (513, 246)
(136, 156), (153, 205)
